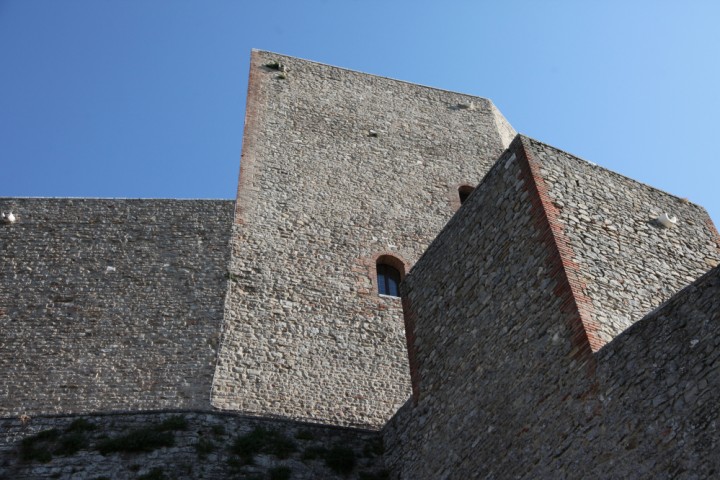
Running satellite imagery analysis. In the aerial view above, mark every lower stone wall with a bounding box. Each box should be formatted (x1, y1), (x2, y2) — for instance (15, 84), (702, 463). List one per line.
(569, 265), (720, 478)
(383, 207), (720, 479)
(0, 411), (388, 480)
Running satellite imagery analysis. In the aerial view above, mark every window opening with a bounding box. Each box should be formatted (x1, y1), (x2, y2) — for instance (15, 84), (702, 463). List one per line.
(377, 263), (402, 297)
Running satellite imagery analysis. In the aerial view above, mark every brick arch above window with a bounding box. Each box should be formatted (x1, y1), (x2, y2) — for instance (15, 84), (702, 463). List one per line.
(376, 255), (405, 297)
(354, 251), (411, 299)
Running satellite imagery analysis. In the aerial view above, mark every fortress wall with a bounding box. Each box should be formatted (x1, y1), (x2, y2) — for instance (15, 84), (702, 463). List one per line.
(572, 265), (720, 478)
(212, 50), (515, 428)
(0, 411), (386, 479)
(383, 146), (597, 478)
(527, 137), (720, 347)
(0, 198), (233, 415)
(383, 136), (720, 478)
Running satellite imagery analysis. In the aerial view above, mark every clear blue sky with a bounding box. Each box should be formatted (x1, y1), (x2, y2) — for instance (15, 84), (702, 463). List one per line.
(2, 1), (719, 223)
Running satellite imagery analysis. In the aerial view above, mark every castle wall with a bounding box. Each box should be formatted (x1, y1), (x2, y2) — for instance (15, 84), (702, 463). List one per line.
(0, 198), (233, 415)
(557, 264), (720, 478)
(211, 50), (515, 428)
(383, 145), (596, 478)
(527, 137), (720, 348)
(383, 137), (720, 478)
(0, 411), (386, 479)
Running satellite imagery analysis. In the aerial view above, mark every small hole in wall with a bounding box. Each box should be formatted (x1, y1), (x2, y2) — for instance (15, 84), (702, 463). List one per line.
(458, 186), (474, 205)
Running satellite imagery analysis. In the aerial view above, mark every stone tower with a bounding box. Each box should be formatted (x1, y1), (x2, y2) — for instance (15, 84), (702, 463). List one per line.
(210, 50), (516, 428)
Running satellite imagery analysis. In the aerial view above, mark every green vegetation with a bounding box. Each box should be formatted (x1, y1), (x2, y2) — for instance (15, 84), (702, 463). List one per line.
(324, 445), (356, 474)
(96, 415), (187, 454)
(195, 437), (216, 457)
(157, 415), (188, 431)
(269, 466), (292, 480)
(20, 423), (95, 463)
(295, 429), (315, 440)
(67, 418), (97, 432)
(54, 430), (89, 455)
(225, 271), (240, 282)
(229, 427), (297, 465)
(96, 428), (174, 454)
(20, 428), (60, 462)
(137, 467), (167, 480)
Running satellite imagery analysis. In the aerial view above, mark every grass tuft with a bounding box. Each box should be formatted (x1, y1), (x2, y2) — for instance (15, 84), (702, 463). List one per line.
(324, 445), (356, 474)
(96, 428), (174, 455)
(269, 466), (292, 480)
(230, 427), (297, 465)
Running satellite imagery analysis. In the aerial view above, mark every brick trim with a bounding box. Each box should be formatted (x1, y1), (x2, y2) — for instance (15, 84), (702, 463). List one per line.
(514, 137), (600, 370)
(355, 251), (412, 299)
(705, 216), (720, 257)
(235, 51), (265, 225)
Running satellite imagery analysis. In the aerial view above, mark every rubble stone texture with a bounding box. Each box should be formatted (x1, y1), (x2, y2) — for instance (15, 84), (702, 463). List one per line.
(211, 50), (515, 428)
(0, 412), (386, 479)
(529, 137), (720, 347)
(2, 52), (720, 479)
(383, 137), (720, 478)
(0, 199), (234, 415)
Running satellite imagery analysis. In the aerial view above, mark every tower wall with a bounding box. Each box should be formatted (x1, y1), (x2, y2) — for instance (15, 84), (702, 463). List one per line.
(211, 50), (515, 428)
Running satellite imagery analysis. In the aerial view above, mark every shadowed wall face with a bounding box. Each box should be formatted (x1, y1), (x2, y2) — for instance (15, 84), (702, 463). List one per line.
(383, 147), (595, 478)
(0, 198), (234, 415)
(211, 50), (515, 428)
(383, 138), (720, 479)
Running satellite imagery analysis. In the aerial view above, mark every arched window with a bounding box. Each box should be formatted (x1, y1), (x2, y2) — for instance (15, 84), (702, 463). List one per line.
(375, 255), (405, 297)
(458, 185), (474, 204)
(377, 263), (401, 297)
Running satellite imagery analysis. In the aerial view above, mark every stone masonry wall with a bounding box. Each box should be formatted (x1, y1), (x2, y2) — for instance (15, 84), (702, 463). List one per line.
(383, 137), (720, 478)
(212, 50), (516, 428)
(0, 198), (233, 415)
(548, 264), (720, 478)
(0, 411), (387, 479)
(528, 137), (720, 347)
(384, 146), (596, 478)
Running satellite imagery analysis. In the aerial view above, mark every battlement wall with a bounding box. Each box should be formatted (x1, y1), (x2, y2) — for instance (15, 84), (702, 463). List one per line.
(561, 264), (720, 478)
(212, 50), (515, 428)
(0, 198), (234, 416)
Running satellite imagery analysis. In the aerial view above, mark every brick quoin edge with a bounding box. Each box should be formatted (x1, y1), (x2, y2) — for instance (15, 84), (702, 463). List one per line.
(515, 136), (601, 363)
